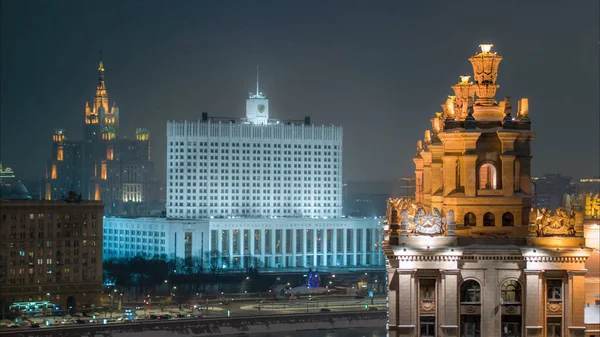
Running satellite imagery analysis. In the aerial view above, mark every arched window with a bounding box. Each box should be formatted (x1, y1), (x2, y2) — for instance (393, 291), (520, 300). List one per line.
(464, 213), (476, 226)
(483, 212), (495, 226)
(460, 280), (481, 303)
(501, 280), (521, 303)
(502, 212), (514, 226)
(478, 163), (497, 190)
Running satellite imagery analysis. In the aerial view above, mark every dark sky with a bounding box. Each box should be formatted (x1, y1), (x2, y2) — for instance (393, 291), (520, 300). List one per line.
(1, 0), (599, 185)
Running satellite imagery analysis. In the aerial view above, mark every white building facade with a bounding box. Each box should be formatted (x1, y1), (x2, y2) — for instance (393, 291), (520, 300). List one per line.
(166, 87), (343, 219)
(102, 217), (384, 269)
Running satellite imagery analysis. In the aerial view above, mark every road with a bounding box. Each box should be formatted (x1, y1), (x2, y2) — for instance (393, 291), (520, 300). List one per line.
(0, 310), (386, 335)
(0, 295), (386, 332)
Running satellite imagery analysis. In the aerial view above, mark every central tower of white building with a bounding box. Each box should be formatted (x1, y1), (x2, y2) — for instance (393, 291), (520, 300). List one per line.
(166, 72), (343, 219)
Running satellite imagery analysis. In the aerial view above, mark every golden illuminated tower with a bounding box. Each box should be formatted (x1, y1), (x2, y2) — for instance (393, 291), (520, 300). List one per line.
(47, 55), (156, 214)
(385, 44), (590, 337)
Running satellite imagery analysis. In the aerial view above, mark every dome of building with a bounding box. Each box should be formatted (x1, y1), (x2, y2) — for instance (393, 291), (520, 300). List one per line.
(0, 181), (31, 200)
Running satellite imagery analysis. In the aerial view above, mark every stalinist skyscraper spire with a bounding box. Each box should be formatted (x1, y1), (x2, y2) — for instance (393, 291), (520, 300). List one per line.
(46, 54), (156, 215)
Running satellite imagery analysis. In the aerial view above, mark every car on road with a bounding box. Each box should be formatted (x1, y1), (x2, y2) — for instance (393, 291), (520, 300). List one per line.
(29, 323), (41, 328)
(320, 308), (331, 312)
(7, 323), (21, 328)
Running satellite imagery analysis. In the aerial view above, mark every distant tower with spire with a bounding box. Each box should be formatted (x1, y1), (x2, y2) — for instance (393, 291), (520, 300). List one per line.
(245, 63), (269, 124)
(45, 53), (157, 215)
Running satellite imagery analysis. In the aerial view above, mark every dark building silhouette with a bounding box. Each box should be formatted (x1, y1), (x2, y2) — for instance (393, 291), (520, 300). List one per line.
(45, 58), (157, 215)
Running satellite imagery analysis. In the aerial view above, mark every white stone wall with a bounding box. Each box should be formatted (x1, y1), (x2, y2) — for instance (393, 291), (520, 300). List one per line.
(166, 120), (343, 219)
(102, 217), (384, 269)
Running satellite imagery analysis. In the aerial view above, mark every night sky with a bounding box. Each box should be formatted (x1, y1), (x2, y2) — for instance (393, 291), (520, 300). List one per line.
(1, 0), (598, 185)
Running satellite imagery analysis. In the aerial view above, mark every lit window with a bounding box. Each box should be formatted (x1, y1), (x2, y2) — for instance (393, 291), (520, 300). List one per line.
(478, 163), (497, 190)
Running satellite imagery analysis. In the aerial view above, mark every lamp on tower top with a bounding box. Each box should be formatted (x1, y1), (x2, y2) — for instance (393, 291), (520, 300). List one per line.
(468, 44), (503, 106)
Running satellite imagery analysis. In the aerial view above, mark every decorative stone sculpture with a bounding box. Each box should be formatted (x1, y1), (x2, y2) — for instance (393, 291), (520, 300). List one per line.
(386, 198), (417, 224)
(533, 207), (576, 237)
(424, 130), (432, 144)
(445, 96), (456, 119)
(451, 76), (476, 119)
(517, 98), (529, 119)
(468, 44), (503, 106)
(413, 208), (446, 235)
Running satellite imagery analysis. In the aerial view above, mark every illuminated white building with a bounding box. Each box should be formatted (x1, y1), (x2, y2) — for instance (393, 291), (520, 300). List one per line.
(166, 69), (343, 219)
(102, 217), (384, 269)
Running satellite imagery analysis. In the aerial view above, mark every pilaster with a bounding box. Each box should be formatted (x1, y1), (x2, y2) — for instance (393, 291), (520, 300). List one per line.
(361, 228), (367, 265)
(567, 270), (587, 337)
(281, 229), (286, 267)
(421, 151), (433, 208)
(391, 269), (418, 337)
(313, 229), (318, 267)
(332, 228), (337, 266)
(217, 230), (223, 253)
(500, 154), (516, 196)
(430, 145), (445, 197)
(439, 269), (460, 337)
(260, 229), (266, 266)
(442, 155), (458, 196)
(461, 155), (478, 197)
(343, 228), (348, 266)
(302, 230), (307, 267)
(352, 229), (358, 265)
(414, 158), (424, 203)
(228, 230), (234, 267)
(271, 229), (276, 267)
(322, 229), (328, 266)
(524, 269), (544, 337)
(249, 230), (256, 265)
(291, 229), (297, 267)
(519, 155), (533, 196)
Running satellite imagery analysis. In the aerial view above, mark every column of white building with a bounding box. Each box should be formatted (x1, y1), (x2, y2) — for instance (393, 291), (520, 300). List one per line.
(209, 225), (383, 269)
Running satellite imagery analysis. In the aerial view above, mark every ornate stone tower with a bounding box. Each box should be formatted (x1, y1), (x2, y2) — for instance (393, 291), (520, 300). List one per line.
(385, 44), (590, 337)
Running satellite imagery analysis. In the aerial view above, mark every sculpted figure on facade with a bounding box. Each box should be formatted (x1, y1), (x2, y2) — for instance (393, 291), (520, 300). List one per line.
(412, 207), (446, 235)
(534, 207), (576, 237)
(386, 198), (418, 225)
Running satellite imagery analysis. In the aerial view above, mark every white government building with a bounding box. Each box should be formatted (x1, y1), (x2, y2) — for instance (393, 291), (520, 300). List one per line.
(102, 217), (383, 269)
(165, 78), (343, 219)
(103, 72), (385, 269)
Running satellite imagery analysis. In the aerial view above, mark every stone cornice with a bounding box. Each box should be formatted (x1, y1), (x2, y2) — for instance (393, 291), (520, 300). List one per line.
(391, 255), (461, 262)
(567, 269), (588, 276)
(524, 256), (588, 263)
(388, 254), (589, 264)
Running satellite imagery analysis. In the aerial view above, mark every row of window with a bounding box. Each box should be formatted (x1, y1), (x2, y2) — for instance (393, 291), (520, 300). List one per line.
(103, 243), (165, 251)
(169, 141), (339, 150)
(170, 149), (340, 156)
(103, 229), (164, 236)
(0, 213), (99, 221)
(464, 212), (515, 226)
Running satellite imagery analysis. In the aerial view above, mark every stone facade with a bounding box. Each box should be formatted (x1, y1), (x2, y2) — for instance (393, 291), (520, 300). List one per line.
(384, 45), (591, 337)
(0, 198), (104, 313)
